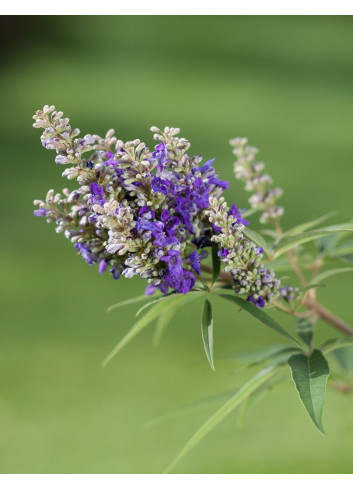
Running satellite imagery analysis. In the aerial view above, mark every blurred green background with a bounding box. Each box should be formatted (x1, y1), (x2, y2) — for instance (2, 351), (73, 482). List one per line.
(1, 15), (353, 473)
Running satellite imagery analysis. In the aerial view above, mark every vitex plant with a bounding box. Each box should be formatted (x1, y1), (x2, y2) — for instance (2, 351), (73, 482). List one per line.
(33, 105), (353, 471)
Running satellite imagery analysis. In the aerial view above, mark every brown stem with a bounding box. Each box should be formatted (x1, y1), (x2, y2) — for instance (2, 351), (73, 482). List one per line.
(304, 299), (353, 336)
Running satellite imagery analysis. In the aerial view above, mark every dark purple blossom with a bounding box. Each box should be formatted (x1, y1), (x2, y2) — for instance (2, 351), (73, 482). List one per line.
(228, 204), (249, 227)
(247, 295), (266, 308)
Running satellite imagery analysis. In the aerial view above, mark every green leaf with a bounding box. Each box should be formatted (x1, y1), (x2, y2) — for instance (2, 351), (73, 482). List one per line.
(217, 294), (300, 346)
(152, 304), (179, 348)
(152, 292), (202, 347)
(309, 267), (353, 286)
(211, 243), (221, 284)
(281, 212), (336, 237)
(321, 336), (353, 354)
(102, 295), (182, 367)
(163, 365), (280, 473)
(331, 347), (353, 374)
(295, 318), (313, 349)
(106, 294), (153, 313)
(327, 239), (353, 257)
(288, 349), (329, 433)
(201, 299), (215, 370)
(243, 227), (270, 257)
(273, 223), (353, 259)
(135, 292), (175, 317)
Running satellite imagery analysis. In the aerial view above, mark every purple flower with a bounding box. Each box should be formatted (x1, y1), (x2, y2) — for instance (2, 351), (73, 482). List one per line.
(151, 177), (169, 195)
(99, 259), (107, 274)
(247, 295), (266, 308)
(89, 183), (105, 205)
(199, 158), (215, 174)
(161, 209), (180, 236)
(191, 178), (210, 209)
(33, 208), (48, 217)
(152, 142), (168, 174)
(186, 250), (201, 275)
(228, 204), (249, 227)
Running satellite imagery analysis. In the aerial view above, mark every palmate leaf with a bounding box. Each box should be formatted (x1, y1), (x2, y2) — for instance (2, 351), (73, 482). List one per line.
(331, 347), (353, 374)
(106, 294), (154, 313)
(273, 223), (353, 259)
(163, 365), (280, 473)
(288, 349), (329, 433)
(135, 292), (176, 317)
(308, 267), (353, 286)
(152, 292), (203, 347)
(102, 294), (184, 367)
(281, 212), (336, 238)
(152, 307), (179, 348)
(201, 299), (215, 370)
(216, 294), (300, 346)
(321, 336), (353, 354)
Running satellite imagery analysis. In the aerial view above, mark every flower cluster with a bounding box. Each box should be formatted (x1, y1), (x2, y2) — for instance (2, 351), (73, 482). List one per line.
(205, 197), (280, 305)
(230, 138), (284, 224)
(33, 105), (282, 306)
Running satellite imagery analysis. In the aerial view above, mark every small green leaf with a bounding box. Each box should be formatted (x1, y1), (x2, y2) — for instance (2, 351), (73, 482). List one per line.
(273, 223), (353, 259)
(106, 294), (152, 313)
(321, 336), (353, 354)
(288, 349), (329, 433)
(281, 212), (336, 237)
(243, 227), (270, 257)
(308, 267), (353, 286)
(327, 239), (353, 257)
(295, 318), (313, 349)
(102, 295), (182, 367)
(163, 365), (280, 473)
(217, 294), (300, 346)
(135, 292), (175, 317)
(201, 299), (215, 370)
(152, 303), (180, 348)
(331, 347), (353, 373)
(211, 243), (221, 284)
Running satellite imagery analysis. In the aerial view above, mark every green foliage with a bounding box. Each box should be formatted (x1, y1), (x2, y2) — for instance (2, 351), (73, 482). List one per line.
(106, 294), (153, 313)
(281, 212), (336, 238)
(288, 350), (329, 433)
(102, 294), (184, 367)
(164, 365), (280, 473)
(309, 267), (353, 286)
(216, 294), (300, 345)
(272, 223), (353, 259)
(201, 299), (215, 370)
(294, 318), (313, 349)
(321, 336), (353, 354)
(331, 347), (353, 374)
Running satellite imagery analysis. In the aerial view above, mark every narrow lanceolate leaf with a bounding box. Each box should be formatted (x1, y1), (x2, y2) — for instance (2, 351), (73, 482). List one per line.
(135, 292), (176, 317)
(102, 295), (182, 367)
(331, 347), (353, 374)
(217, 294), (300, 346)
(281, 212), (336, 238)
(321, 336), (353, 354)
(273, 223), (353, 259)
(211, 243), (221, 284)
(152, 301), (181, 347)
(106, 294), (153, 313)
(295, 318), (313, 349)
(242, 227), (270, 257)
(163, 365), (280, 473)
(201, 299), (215, 370)
(288, 349), (329, 433)
(308, 267), (353, 286)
